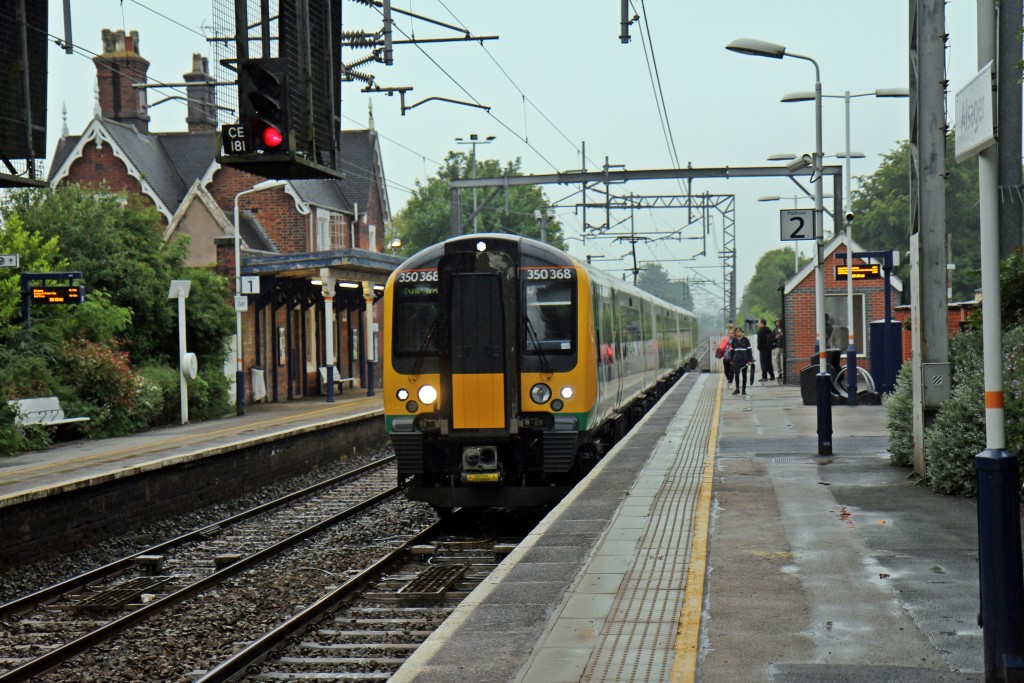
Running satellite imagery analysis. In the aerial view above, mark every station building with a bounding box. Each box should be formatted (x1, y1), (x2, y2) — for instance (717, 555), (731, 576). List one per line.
(47, 29), (401, 405)
(780, 234), (903, 388)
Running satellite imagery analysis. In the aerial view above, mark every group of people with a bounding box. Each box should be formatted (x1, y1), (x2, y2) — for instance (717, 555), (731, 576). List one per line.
(716, 319), (785, 395)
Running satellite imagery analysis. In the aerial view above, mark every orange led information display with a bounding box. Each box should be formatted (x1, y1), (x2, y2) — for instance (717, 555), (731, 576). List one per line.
(31, 285), (83, 304)
(835, 264), (881, 280)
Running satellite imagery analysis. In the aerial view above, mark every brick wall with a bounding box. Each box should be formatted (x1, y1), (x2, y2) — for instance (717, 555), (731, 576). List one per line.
(781, 243), (898, 384)
(61, 141), (160, 219)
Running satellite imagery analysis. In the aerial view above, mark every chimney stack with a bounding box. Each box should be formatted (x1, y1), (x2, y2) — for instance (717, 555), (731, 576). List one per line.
(184, 54), (217, 133)
(93, 29), (151, 133)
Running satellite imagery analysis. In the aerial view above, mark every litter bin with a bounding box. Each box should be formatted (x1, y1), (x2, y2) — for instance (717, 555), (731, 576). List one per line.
(799, 364), (836, 406)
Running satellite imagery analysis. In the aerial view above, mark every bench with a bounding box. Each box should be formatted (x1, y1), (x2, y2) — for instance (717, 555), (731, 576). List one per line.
(9, 396), (90, 427)
(318, 366), (358, 393)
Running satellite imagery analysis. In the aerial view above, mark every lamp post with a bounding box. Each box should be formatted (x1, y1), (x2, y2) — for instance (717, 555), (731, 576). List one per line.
(233, 179), (286, 416)
(782, 88), (908, 406)
(455, 134), (496, 233)
(727, 37), (832, 455)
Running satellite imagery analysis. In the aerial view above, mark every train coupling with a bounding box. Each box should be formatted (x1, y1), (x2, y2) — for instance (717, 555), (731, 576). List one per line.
(460, 446), (503, 484)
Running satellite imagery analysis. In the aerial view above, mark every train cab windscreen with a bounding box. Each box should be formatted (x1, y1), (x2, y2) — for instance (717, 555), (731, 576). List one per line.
(392, 273), (439, 374)
(522, 267), (576, 372)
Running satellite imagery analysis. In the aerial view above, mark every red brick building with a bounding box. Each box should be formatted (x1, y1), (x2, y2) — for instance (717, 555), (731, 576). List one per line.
(48, 29), (400, 405)
(781, 234), (903, 386)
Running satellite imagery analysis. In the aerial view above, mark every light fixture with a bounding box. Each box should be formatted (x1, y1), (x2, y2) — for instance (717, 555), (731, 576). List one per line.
(339, 282), (360, 289)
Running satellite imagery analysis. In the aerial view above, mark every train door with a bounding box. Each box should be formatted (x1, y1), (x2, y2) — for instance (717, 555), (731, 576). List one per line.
(437, 246), (519, 432)
(449, 273), (506, 428)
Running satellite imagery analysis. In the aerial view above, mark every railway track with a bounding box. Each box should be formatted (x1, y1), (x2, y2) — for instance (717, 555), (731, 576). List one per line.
(0, 456), (416, 682)
(197, 532), (519, 682)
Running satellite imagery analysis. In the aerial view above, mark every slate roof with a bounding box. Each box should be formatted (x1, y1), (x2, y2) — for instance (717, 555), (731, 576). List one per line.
(231, 209), (278, 253)
(49, 120), (383, 225)
(48, 119), (218, 217)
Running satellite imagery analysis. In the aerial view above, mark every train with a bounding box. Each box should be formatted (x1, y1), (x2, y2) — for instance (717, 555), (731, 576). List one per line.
(382, 233), (698, 511)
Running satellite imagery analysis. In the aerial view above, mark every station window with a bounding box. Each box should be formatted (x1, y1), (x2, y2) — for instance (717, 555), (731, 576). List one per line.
(824, 293), (865, 354)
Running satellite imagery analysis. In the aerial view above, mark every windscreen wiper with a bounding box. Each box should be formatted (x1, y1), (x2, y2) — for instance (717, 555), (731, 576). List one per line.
(524, 315), (553, 375)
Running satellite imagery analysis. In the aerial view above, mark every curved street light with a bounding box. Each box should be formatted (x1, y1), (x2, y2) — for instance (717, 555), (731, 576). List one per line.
(727, 37), (832, 455)
(782, 86), (908, 405)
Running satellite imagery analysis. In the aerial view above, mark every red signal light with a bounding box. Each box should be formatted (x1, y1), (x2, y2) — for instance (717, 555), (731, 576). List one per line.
(262, 125), (284, 148)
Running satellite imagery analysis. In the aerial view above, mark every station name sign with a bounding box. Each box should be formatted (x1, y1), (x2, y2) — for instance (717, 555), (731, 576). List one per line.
(31, 285), (84, 304)
(835, 264), (881, 281)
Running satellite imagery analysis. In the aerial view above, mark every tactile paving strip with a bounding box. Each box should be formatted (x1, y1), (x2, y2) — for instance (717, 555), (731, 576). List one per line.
(519, 373), (718, 683)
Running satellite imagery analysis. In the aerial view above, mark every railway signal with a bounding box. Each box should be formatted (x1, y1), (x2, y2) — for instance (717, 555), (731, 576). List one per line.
(238, 58), (289, 154)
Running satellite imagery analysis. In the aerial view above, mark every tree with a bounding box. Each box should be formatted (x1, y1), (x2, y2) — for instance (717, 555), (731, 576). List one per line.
(636, 262), (693, 309)
(851, 136), (980, 301)
(0, 185), (220, 365)
(740, 247), (808, 322)
(391, 152), (565, 255)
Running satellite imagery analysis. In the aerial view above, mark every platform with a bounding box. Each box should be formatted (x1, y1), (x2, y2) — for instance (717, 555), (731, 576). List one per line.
(0, 393), (383, 507)
(391, 372), (988, 683)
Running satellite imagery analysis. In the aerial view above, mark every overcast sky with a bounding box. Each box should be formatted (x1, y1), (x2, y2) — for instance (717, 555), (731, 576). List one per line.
(44, 0), (987, 315)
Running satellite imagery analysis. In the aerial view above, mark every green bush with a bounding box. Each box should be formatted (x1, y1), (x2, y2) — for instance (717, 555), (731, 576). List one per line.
(54, 338), (139, 439)
(922, 328), (1024, 496)
(188, 366), (232, 421)
(134, 363), (232, 427)
(0, 401), (52, 456)
(884, 361), (914, 467)
(134, 364), (179, 428)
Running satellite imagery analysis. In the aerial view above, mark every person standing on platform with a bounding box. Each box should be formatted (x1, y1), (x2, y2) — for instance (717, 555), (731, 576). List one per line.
(756, 319), (775, 383)
(729, 327), (753, 395)
(772, 320), (785, 385)
(717, 324), (735, 384)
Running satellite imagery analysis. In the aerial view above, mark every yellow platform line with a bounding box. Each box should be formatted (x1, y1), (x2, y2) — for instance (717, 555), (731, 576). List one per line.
(1, 399), (379, 480)
(671, 372), (722, 682)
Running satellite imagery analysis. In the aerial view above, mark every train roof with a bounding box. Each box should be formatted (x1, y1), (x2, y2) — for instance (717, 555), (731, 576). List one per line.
(394, 233), (693, 318)
(395, 233), (577, 271)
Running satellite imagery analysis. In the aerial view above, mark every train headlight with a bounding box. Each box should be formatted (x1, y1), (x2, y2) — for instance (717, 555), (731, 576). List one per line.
(560, 386), (574, 400)
(530, 383), (552, 404)
(396, 388), (410, 401)
(417, 384), (438, 405)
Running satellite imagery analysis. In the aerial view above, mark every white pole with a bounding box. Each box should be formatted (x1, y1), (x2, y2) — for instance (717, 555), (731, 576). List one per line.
(233, 195), (244, 416)
(178, 294), (188, 424)
(844, 90), (858, 404)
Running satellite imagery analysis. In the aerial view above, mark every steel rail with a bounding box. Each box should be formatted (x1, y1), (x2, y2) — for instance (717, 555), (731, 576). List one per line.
(195, 520), (443, 683)
(0, 485), (403, 682)
(0, 455), (395, 618)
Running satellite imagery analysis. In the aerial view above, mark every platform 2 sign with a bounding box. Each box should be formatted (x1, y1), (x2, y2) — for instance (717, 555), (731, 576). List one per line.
(31, 285), (84, 304)
(835, 264), (881, 280)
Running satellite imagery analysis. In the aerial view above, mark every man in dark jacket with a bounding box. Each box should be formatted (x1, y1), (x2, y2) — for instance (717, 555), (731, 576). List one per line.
(729, 327), (754, 394)
(756, 319), (775, 382)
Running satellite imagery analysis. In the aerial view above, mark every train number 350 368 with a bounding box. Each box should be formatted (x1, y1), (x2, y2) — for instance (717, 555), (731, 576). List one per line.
(524, 268), (574, 280)
(397, 270), (439, 283)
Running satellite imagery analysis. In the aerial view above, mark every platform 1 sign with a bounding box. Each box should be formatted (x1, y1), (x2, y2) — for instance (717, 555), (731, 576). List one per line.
(0, 254), (19, 267)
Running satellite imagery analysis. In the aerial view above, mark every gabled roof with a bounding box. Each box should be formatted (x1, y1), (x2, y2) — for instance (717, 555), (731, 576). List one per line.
(47, 118), (217, 223)
(783, 233), (904, 295)
(49, 119), (387, 229)
(286, 130), (389, 222)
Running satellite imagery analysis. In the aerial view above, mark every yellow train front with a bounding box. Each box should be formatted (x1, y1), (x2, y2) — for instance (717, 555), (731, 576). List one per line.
(383, 234), (696, 511)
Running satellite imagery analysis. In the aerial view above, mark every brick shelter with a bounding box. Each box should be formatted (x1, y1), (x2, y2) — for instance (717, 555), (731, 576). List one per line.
(47, 29), (401, 406)
(780, 234), (903, 386)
